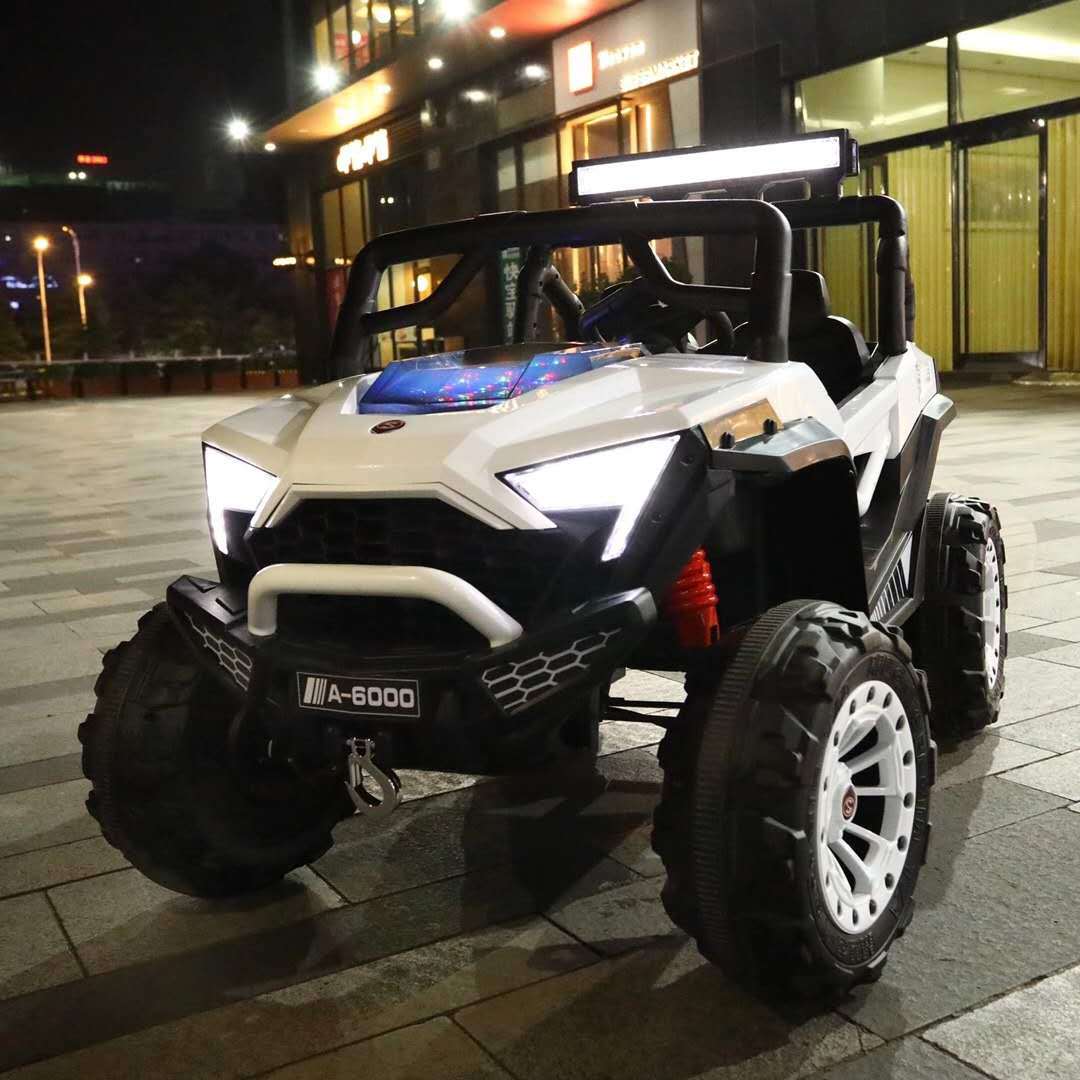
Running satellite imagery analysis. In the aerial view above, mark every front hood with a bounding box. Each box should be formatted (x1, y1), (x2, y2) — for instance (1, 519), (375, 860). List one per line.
(203, 346), (840, 530)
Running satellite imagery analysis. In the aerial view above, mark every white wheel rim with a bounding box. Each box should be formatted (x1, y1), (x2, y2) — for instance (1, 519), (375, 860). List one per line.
(983, 541), (1003, 688)
(815, 680), (918, 934)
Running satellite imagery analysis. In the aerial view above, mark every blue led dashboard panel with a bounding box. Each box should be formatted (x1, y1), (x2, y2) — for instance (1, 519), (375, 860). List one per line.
(357, 344), (639, 414)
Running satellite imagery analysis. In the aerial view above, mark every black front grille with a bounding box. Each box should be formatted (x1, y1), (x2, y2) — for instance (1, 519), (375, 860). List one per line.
(247, 498), (587, 628)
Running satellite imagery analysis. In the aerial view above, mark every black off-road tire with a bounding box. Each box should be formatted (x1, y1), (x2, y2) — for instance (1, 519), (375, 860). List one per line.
(915, 494), (1007, 741)
(80, 604), (349, 897)
(652, 600), (934, 995)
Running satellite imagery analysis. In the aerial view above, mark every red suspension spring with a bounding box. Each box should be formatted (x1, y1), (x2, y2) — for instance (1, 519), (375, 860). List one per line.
(664, 548), (720, 648)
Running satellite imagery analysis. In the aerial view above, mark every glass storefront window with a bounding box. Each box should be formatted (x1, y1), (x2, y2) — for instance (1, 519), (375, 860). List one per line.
(341, 181), (366, 261)
(395, 2), (417, 44)
(521, 135), (558, 211)
(351, 2), (371, 68)
(496, 147), (517, 211)
(320, 189), (345, 267)
(313, 4), (331, 69)
(371, 0), (394, 59)
(956, 1), (1080, 122)
(799, 45), (948, 144)
(331, 4), (350, 74)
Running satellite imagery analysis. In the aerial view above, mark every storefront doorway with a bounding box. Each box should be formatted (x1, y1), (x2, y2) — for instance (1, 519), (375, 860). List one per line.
(959, 132), (1045, 369)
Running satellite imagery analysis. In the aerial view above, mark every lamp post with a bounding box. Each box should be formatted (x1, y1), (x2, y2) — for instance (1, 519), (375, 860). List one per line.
(61, 225), (88, 331)
(32, 235), (52, 365)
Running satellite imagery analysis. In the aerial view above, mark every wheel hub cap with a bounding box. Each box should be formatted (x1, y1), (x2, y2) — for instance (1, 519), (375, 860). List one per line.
(815, 680), (918, 933)
(983, 540), (1003, 689)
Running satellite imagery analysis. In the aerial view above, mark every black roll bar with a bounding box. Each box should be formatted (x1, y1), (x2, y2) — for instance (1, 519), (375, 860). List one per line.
(774, 195), (910, 357)
(329, 200), (792, 374)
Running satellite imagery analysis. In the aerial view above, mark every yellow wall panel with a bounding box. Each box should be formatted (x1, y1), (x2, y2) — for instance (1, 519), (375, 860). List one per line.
(886, 145), (954, 370)
(1049, 115), (1080, 371)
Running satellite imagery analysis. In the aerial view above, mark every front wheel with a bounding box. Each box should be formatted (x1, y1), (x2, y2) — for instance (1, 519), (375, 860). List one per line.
(652, 601), (934, 994)
(80, 605), (349, 897)
(915, 494), (1007, 741)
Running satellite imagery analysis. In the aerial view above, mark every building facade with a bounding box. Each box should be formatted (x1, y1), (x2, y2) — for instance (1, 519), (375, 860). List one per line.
(266, 0), (1080, 381)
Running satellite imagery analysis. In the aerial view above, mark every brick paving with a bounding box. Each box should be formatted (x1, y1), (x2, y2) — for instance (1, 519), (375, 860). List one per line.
(1, 385), (1080, 1078)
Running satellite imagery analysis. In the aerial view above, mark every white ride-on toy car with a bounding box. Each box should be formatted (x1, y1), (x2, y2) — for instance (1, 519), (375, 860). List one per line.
(81, 132), (1006, 995)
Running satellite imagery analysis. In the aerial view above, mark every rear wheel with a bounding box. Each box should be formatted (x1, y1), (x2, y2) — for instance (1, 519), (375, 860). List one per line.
(652, 601), (934, 994)
(80, 604), (349, 897)
(915, 494), (1007, 740)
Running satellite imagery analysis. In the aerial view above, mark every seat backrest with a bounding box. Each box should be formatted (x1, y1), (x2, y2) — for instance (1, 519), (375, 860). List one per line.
(786, 270), (869, 402)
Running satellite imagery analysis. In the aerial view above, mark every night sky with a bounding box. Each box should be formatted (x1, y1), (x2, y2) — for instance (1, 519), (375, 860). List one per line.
(2, 0), (286, 214)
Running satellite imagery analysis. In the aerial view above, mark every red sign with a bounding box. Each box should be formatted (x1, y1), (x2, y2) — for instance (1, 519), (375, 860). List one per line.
(75, 153), (109, 166)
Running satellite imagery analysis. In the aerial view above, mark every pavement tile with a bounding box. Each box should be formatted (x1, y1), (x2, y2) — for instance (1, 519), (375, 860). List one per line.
(841, 809), (1080, 1039)
(0, 705), (85, 768)
(0, 836), (128, 899)
(1032, 518), (1080, 542)
(814, 1036), (987, 1079)
(63, 609), (142, 649)
(0, 675), (96, 711)
(931, 776), (1068, 845)
(318, 774), (638, 906)
(0, 860), (585, 1072)
(997, 657), (1080, 725)
(547, 876), (679, 956)
(0, 893), (83, 1002)
(0, 752), (82, 796)
(0, 641), (104, 693)
(0, 779), (97, 858)
(598, 718), (665, 753)
(1004, 613), (1052, 632)
(1028, 640), (1080, 667)
(998, 705), (1080, 753)
(0, 622), (82, 652)
(5, 918), (589, 1080)
(49, 865), (344, 975)
(935, 732), (1054, 789)
(1008, 579), (1080, 620)
(1006, 631), (1075, 657)
(1033, 618), (1080, 642)
(1002, 748), (1080, 801)
(1007, 571), (1076, 593)
(926, 963), (1080, 1080)
(456, 939), (880, 1080)
(34, 588), (151, 614)
(262, 1017), (511, 1080)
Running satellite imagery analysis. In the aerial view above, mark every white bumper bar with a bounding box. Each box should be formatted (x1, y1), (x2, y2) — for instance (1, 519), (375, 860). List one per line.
(246, 563), (525, 647)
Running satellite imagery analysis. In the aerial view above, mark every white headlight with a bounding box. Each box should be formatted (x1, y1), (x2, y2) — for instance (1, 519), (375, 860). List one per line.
(503, 435), (679, 562)
(203, 446), (276, 555)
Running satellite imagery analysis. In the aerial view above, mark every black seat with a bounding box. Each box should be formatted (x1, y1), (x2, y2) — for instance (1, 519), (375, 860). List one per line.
(786, 270), (869, 402)
(732, 270), (870, 403)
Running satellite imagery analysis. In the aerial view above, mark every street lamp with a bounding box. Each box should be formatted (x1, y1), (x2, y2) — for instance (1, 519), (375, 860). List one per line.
(61, 225), (89, 332)
(32, 236), (52, 365)
(226, 117), (251, 143)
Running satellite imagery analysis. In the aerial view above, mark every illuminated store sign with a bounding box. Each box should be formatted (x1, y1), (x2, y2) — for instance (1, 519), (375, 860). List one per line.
(554, 0), (697, 114)
(619, 49), (699, 92)
(598, 40), (646, 71)
(336, 128), (390, 175)
(75, 153), (109, 166)
(567, 41), (594, 94)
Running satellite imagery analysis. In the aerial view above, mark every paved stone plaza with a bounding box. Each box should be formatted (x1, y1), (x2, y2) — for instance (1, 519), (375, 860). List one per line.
(2, 385), (1080, 1078)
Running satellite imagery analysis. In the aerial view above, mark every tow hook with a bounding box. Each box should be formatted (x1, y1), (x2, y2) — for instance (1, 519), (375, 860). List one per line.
(345, 737), (402, 820)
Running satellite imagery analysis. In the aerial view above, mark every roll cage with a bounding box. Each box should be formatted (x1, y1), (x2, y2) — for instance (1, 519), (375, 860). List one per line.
(329, 133), (913, 378)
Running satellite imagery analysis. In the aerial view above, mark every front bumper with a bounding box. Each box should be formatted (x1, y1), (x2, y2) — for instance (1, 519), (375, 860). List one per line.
(166, 568), (656, 740)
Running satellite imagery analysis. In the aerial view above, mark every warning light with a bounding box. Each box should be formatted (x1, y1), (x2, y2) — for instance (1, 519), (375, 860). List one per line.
(75, 154), (109, 166)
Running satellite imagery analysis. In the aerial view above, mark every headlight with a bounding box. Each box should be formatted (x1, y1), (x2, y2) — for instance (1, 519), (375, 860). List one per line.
(203, 446), (276, 555)
(503, 435), (679, 561)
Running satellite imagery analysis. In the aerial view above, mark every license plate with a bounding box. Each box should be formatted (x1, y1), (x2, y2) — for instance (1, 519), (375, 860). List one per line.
(296, 671), (421, 718)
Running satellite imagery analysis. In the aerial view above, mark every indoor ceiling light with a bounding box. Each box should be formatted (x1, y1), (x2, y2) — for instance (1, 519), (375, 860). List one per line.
(928, 28), (1080, 65)
(462, 88), (488, 103)
(489, 25), (506, 39)
(428, 56), (444, 70)
(226, 117), (251, 142)
(377, 83), (392, 95)
(313, 65), (341, 93)
(440, 0), (472, 22)
(264, 141), (277, 152)
(523, 63), (546, 79)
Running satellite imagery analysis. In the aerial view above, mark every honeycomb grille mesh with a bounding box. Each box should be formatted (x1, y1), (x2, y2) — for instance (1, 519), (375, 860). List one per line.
(482, 629), (620, 714)
(247, 498), (576, 624)
(186, 615), (254, 691)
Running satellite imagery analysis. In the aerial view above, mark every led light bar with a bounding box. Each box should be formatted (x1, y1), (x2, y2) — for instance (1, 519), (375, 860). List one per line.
(570, 130), (858, 204)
